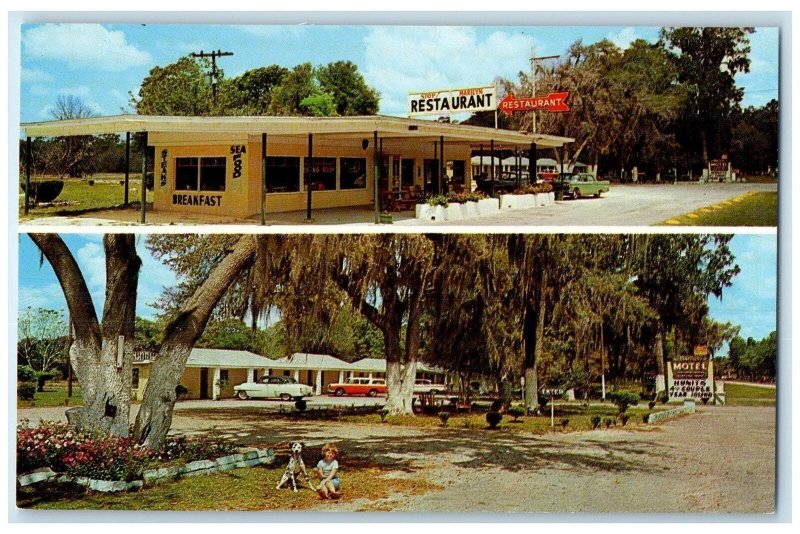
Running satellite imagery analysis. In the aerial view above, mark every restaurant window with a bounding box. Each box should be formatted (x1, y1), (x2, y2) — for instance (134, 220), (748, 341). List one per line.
(265, 157), (300, 192)
(175, 157), (227, 192)
(340, 158), (367, 190)
(304, 157), (336, 191)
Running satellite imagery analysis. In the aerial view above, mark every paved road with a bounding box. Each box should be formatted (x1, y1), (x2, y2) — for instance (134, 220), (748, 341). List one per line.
(395, 182), (777, 227)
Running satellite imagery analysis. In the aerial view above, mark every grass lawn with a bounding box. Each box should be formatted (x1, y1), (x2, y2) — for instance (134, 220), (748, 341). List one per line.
(723, 382), (776, 407)
(17, 460), (439, 511)
(661, 191), (777, 226)
(19, 174), (153, 218)
(17, 381), (83, 409)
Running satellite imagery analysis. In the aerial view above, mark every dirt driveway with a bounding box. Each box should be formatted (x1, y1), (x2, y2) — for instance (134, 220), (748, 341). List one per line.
(18, 404), (775, 514)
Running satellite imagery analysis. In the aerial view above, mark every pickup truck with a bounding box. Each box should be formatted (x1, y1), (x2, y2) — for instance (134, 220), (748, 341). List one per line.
(559, 173), (610, 199)
(413, 379), (446, 395)
(327, 377), (387, 397)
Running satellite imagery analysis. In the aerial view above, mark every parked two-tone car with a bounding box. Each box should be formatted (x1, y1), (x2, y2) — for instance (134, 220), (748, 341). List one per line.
(327, 377), (387, 397)
(233, 376), (313, 401)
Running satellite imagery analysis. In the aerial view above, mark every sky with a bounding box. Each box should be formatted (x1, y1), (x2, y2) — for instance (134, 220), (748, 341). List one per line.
(17, 22), (780, 124)
(17, 233), (778, 352)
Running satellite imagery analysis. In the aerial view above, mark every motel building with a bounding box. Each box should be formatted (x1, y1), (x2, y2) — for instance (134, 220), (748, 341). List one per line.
(131, 348), (448, 401)
(20, 114), (572, 224)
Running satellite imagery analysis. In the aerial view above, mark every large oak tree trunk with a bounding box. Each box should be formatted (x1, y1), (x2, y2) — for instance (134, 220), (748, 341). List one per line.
(29, 234), (140, 436)
(133, 235), (256, 449)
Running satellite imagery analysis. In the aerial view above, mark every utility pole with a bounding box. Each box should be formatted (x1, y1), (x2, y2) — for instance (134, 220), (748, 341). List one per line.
(530, 46), (559, 134)
(190, 49), (234, 107)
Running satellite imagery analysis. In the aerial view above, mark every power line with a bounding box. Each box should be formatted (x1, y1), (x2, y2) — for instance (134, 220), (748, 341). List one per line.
(190, 49), (234, 108)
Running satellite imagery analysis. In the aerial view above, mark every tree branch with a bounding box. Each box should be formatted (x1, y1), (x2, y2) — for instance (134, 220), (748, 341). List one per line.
(28, 233), (100, 347)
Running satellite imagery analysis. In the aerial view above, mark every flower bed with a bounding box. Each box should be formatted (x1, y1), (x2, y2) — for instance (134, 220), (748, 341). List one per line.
(16, 420), (262, 492)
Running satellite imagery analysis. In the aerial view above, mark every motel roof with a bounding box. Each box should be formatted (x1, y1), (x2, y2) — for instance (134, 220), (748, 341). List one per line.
(21, 114), (573, 149)
(185, 348), (276, 369)
(270, 352), (352, 370)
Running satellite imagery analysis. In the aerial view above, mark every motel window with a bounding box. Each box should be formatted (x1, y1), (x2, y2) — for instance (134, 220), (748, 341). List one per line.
(265, 157), (300, 192)
(175, 157), (227, 192)
(340, 158), (367, 190)
(131, 368), (140, 389)
(304, 157), (336, 191)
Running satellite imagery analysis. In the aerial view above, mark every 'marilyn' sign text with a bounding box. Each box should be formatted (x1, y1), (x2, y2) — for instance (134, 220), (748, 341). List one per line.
(408, 85), (497, 116)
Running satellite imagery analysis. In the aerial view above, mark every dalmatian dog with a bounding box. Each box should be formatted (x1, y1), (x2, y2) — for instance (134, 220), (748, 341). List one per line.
(276, 442), (316, 492)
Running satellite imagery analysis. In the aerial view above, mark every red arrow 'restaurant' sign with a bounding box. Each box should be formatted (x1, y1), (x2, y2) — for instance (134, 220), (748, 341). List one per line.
(499, 92), (571, 115)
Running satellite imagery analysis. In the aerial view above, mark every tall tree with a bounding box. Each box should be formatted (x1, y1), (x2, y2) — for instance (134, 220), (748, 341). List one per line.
(222, 65), (289, 115)
(30, 233), (258, 448)
(268, 62), (320, 116)
(17, 307), (69, 373)
(131, 56), (213, 116)
(316, 60), (380, 116)
(661, 27), (754, 166)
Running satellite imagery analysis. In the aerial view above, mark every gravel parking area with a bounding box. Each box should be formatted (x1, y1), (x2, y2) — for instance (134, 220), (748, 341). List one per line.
(17, 403), (775, 514)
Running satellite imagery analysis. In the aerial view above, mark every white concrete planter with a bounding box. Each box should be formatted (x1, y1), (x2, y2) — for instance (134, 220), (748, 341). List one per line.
(445, 203), (464, 221)
(499, 194), (517, 210)
(517, 194), (536, 209)
(547, 192), (555, 205)
(464, 201), (479, 218)
(534, 193), (547, 207)
(18, 467), (56, 487)
(415, 204), (435, 221)
(478, 198), (500, 216)
(432, 205), (447, 221)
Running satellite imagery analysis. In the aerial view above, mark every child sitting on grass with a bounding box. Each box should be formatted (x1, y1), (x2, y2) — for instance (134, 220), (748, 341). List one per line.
(314, 443), (340, 500)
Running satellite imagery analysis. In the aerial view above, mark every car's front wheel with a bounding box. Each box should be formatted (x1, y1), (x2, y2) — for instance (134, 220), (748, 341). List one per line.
(367, 389), (378, 397)
(573, 188), (581, 199)
(334, 388), (345, 396)
(430, 389), (439, 396)
(237, 390), (249, 400)
(279, 393), (292, 401)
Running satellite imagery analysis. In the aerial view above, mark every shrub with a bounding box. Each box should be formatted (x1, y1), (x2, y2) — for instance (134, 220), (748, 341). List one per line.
(486, 411), (503, 429)
(426, 194), (449, 207)
(507, 405), (525, 422)
(379, 408), (390, 423)
(156, 434), (236, 464)
(294, 400), (307, 411)
(438, 411), (450, 427)
(620, 414), (630, 426)
(603, 417), (614, 428)
(35, 371), (57, 392)
(16, 421), (156, 481)
(606, 390), (640, 414)
(20, 180), (64, 203)
(17, 365), (36, 382)
(642, 414), (650, 424)
(537, 395), (549, 410)
(591, 415), (601, 429)
(560, 418), (570, 430)
(657, 391), (669, 404)
(175, 384), (189, 397)
(648, 400), (656, 410)
(490, 399), (503, 412)
(18, 382), (37, 401)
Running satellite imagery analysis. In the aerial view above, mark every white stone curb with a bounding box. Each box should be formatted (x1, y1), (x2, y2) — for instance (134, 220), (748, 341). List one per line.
(645, 400), (696, 424)
(18, 448), (275, 492)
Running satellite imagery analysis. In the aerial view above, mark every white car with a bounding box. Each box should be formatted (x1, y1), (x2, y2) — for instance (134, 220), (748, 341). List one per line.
(413, 379), (445, 395)
(233, 376), (313, 401)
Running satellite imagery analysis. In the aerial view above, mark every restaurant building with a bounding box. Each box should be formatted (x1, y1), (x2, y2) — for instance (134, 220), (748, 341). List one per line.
(21, 114), (573, 223)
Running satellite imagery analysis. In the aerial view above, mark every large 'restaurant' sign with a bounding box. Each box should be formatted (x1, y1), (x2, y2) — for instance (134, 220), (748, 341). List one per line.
(408, 85), (497, 116)
(668, 347), (713, 401)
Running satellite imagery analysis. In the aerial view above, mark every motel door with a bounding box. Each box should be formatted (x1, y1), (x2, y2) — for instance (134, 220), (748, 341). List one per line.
(199, 368), (209, 400)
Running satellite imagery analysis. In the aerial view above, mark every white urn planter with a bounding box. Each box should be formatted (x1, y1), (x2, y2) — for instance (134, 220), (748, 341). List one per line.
(464, 201), (479, 218)
(445, 203), (464, 221)
(500, 194), (517, 210)
(416, 204), (435, 221)
(517, 194), (536, 209)
(432, 205), (447, 222)
(478, 198), (500, 216)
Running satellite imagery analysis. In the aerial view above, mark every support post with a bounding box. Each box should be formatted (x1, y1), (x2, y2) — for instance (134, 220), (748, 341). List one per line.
(140, 133), (148, 224)
(490, 139), (495, 197)
(306, 133), (313, 221)
(530, 142), (537, 183)
(24, 136), (31, 215)
(261, 133), (267, 225)
(439, 135), (445, 194)
(373, 130), (380, 224)
(124, 132), (130, 205)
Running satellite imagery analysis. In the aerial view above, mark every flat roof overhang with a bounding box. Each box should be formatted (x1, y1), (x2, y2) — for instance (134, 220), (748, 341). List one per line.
(21, 114), (574, 149)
